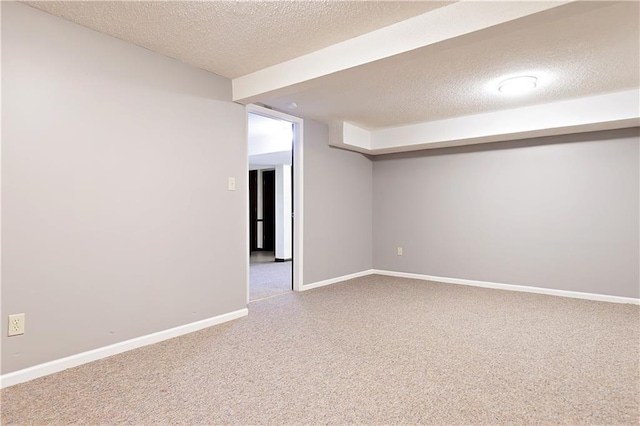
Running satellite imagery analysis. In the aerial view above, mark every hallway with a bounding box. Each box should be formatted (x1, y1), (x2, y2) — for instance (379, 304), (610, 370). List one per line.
(249, 251), (292, 301)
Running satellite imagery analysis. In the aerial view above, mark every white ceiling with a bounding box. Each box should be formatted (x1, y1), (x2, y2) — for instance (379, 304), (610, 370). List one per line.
(248, 113), (292, 150)
(23, 0), (640, 154)
(264, 1), (640, 130)
(25, 1), (449, 78)
(248, 113), (292, 167)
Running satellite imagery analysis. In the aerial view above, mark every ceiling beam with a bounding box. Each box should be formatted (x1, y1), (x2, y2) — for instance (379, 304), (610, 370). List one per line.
(232, 1), (571, 104)
(330, 90), (640, 155)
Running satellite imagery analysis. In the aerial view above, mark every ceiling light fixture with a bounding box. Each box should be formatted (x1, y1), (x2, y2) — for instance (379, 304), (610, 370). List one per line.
(498, 76), (538, 95)
(287, 102), (298, 109)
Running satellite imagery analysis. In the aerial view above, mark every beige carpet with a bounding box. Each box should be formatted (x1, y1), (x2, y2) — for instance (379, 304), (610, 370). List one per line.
(250, 261), (292, 301)
(1, 275), (638, 425)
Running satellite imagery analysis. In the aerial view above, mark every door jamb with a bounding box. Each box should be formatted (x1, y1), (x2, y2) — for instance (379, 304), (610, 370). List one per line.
(246, 104), (304, 304)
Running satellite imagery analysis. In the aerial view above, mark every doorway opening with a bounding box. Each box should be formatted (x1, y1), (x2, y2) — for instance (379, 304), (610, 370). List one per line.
(247, 106), (302, 302)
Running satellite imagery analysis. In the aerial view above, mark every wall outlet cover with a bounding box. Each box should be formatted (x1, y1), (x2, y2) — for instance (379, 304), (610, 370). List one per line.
(8, 313), (25, 336)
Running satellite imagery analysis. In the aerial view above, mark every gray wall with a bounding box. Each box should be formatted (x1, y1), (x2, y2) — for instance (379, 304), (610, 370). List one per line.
(3, 0), (637, 379)
(2, 3), (247, 374)
(303, 120), (373, 284)
(373, 129), (640, 298)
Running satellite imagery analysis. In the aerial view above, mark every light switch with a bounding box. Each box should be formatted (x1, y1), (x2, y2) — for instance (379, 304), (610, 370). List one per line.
(228, 177), (236, 191)
(397, 247), (403, 256)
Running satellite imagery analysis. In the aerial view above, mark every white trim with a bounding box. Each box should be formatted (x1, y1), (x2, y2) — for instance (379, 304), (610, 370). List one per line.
(0, 308), (248, 389)
(373, 270), (640, 305)
(293, 119), (304, 293)
(246, 104), (304, 293)
(244, 110), (250, 305)
(300, 269), (375, 291)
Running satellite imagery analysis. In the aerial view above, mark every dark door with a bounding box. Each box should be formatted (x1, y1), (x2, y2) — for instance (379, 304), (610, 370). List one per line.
(262, 170), (276, 251)
(249, 170), (258, 252)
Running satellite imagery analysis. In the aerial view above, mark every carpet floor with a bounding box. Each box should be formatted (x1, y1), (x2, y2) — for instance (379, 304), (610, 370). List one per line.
(1, 275), (638, 425)
(249, 261), (292, 301)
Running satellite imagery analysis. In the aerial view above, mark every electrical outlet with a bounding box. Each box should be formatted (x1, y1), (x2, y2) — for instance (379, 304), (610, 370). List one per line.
(8, 313), (25, 336)
(397, 247), (403, 256)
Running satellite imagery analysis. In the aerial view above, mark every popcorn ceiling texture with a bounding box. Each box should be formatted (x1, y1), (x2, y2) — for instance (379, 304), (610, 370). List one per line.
(264, 1), (640, 129)
(1, 275), (638, 424)
(23, 1), (639, 130)
(24, 1), (448, 78)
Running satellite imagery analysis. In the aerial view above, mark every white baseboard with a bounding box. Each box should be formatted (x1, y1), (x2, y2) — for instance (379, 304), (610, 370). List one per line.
(4, 271), (635, 389)
(373, 270), (640, 305)
(301, 269), (375, 291)
(0, 308), (248, 389)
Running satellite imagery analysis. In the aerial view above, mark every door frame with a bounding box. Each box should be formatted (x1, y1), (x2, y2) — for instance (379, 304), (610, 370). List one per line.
(246, 104), (304, 304)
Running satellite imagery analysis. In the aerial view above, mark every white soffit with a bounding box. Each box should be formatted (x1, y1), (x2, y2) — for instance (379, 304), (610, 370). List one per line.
(249, 151), (292, 167)
(232, 1), (572, 103)
(24, 1), (449, 79)
(257, 1), (640, 129)
(331, 90), (640, 154)
(24, 0), (640, 155)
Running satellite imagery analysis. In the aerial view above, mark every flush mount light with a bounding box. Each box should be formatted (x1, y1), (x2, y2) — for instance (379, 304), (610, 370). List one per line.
(287, 102), (298, 109)
(498, 76), (538, 95)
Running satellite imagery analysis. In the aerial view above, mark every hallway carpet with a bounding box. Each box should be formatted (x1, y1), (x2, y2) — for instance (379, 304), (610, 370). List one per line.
(249, 261), (292, 301)
(1, 275), (638, 424)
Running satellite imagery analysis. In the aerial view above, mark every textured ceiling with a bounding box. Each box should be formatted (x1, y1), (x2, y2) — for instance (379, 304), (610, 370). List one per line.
(24, 0), (449, 79)
(23, 0), (640, 132)
(263, 1), (640, 129)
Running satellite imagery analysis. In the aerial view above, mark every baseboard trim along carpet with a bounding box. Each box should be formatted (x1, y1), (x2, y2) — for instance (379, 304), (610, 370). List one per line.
(0, 308), (248, 389)
(301, 269), (375, 291)
(373, 270), (640, 305)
